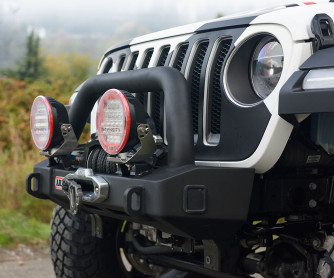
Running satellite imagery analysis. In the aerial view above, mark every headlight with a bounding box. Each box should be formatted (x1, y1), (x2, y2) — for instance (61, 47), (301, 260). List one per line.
(225, 34), (284, 106)
(250, 37), (284, 99)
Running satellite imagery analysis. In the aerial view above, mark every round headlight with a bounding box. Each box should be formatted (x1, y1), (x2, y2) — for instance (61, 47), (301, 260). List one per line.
(250, 37), (284, 99)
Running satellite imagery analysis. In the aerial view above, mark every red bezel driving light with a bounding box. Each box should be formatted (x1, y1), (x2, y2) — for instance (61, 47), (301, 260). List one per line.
(97, 89), (131, 154)
(30, 96), (54, 150)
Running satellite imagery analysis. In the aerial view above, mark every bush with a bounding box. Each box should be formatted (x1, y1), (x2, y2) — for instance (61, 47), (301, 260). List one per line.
(0, 52), (95, 226)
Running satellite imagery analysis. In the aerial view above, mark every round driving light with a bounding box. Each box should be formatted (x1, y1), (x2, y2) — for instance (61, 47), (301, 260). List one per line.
(97, 89), (131, 154)
(250, 37), (284, 99)
(30, 96), (69, 150)
(30, 96), (54, 150)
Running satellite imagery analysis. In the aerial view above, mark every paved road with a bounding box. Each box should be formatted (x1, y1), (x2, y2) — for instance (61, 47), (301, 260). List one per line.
(0, 258), (55, 278)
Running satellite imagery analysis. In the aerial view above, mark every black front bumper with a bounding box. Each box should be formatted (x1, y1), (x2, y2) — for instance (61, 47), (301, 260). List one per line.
(27, 160), (254, 240)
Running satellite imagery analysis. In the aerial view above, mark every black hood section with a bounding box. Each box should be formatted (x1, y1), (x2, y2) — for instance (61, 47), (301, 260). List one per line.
(69, 67), (194, 168)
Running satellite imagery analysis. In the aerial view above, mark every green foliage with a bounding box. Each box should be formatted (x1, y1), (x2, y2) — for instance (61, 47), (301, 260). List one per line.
(16, 31), (45, 81)
(44, 52), (95, 92)
(0, 209), (50, 246)
(0, 49), (95, 246)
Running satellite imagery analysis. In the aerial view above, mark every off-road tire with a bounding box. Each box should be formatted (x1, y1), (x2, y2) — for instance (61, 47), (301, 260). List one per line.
(50, 206), (204, 278)
(316, 236), (334, 278)
(50, 205), (124, 278)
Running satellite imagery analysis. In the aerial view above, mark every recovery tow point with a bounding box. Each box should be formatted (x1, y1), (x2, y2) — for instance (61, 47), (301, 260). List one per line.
(62, 168), (109, 214)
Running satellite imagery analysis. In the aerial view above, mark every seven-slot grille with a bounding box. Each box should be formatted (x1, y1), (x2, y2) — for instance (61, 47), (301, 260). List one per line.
(104, 37), (232, 145)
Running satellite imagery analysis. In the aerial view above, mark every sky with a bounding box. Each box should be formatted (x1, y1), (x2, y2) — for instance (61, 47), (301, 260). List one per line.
(0, 0), (331, 68)
(1, 0), (331, 36)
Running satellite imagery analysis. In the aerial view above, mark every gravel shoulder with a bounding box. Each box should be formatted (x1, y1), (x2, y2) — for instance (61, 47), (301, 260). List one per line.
(0, 244), (55, 278)
(0, 244), (262, 278)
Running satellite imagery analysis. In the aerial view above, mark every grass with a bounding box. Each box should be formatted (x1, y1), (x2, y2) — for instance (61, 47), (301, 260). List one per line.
(0, 209), (51, 246)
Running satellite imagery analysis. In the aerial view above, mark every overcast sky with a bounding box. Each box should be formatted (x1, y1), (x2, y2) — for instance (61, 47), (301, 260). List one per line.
(1, 0), (331, 35)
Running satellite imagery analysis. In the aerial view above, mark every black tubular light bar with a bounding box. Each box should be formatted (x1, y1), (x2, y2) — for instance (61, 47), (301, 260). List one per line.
(69, 67), (194, 168)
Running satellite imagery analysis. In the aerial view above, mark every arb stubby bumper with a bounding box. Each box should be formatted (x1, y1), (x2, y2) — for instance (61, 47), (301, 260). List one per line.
(27, 161), (254, 240)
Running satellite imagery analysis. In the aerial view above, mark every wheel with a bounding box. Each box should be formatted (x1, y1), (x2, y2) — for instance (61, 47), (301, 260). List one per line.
(50, 205), (124, 278)
(50, 206), (204, 278)
(259, 236), (334, 278)
(262, 239), (315, 278)
(316, 235), (334, 278)
(117, 221), (204, 278)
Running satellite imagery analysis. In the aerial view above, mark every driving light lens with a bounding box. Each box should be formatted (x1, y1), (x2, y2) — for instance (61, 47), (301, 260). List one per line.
(251, 37), (284, 99)
(30, 96), (54, 150)
(97, 89), (131, 154)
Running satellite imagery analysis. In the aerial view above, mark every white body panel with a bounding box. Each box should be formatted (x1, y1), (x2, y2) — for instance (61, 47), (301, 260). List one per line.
(251, 4), (334, 41)
(93, 3), (334, 173)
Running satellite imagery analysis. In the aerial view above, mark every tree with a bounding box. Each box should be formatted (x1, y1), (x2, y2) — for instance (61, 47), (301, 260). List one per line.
(17, 30), (44, 80)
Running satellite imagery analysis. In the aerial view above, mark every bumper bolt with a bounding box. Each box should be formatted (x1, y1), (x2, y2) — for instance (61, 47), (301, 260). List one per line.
(309, 182), (317, 191)
(309, 199), (317, 208)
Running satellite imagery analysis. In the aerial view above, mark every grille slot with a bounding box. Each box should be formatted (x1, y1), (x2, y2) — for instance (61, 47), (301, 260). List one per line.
(137, 93), (146, 106)
(137, 49), (153, 107)
(117, 55), (126, 72)
(209, 39), (232, 138)
(157, 45), (171, 66)
(151, 46), (171, 135)
(142, 48), (154, 69)
(104, 58), (113, 73)
(189, 40), (209, 134)
(173, 43), (189, 71)
(128, 52), (139, 70)
(151, 91), (164, 135)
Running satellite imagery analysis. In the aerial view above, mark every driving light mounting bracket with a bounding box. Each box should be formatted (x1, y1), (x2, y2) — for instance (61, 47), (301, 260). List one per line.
(39, 124), (78, 157)
(107, 124), (157, 164)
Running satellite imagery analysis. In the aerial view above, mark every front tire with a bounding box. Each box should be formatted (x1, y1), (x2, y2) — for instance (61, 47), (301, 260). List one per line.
(317, 236), (334, 278)
(50, 205), (124, 278)
(50, 206), (203, 278)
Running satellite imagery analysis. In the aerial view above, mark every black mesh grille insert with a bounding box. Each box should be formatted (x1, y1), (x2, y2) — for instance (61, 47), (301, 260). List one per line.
(137, 92), (148, 109)
(117, 55), (126, 72)
(128, 52), (139, 70)
(151, 91), (164, 135)
(151, 45), (170, 135)
(210, 39), (232, 135)
(173, 43), (189, 71)
(157, 45), (170, 66)
(142, 48), (154, 68)
(137, 49), (153, 107)
(189, 40), (209, 134)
